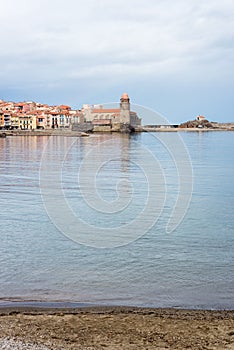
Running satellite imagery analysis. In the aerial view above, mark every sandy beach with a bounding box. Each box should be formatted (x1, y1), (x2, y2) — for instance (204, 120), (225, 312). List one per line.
(0, 306), (233, 349)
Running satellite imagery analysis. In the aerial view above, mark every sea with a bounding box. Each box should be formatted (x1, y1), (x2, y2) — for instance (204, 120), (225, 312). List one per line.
(0, 131), (233, 310)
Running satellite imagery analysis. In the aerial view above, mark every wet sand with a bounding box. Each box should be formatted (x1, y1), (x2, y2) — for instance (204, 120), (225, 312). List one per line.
(0, 306), (233, 349)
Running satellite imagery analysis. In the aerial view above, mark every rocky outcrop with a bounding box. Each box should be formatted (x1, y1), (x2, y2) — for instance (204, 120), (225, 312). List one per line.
(119, 123), (135, 133)
(179, 119), (213, 128)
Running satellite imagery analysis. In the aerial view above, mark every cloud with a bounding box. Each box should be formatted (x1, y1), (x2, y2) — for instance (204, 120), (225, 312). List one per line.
(0, 0), (233, 120)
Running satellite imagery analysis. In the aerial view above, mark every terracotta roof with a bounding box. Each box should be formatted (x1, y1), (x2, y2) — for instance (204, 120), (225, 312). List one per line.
(59, 105), (71, 109)
(26, 111), (40, 115)
(91, 108), (120, 113)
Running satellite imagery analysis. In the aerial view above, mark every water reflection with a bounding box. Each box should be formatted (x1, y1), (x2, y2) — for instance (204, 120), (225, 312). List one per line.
(0, 134), (233, 309)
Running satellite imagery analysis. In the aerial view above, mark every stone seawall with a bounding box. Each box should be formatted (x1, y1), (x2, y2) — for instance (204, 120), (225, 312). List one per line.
(0, 130), (89, 137)
(1, 124), (234, 138)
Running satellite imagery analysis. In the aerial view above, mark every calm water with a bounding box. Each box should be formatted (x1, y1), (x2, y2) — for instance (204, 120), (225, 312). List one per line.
(0, 132), (233, 309)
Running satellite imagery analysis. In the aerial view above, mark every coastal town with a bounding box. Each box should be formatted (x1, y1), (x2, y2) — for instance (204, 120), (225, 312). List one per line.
(0, 93), (141, 133)
(1, 93), (233, 135)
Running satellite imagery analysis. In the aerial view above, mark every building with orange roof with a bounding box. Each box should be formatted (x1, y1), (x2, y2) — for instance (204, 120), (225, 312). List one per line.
(59, 105), (71, 110)
(0, 95), (141, 131)
(197, 115), (206, 121)
(45, 110), (72, 129)
(19, 113), (37, 130)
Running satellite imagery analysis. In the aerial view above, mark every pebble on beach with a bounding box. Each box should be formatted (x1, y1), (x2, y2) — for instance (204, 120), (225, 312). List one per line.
(0, 339), (52, 350)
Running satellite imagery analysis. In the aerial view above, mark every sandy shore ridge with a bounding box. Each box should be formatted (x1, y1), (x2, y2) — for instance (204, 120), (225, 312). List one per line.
(0, 306), (233, 349)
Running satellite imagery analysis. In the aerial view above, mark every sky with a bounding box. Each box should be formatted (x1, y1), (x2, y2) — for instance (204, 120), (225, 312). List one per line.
(0, 0), (233, 124)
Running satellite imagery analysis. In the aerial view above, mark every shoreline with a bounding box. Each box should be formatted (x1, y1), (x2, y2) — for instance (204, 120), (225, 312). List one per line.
(0, 306), (233, 349)
(0, 127), (234, 138)
(0, 298), (233, 311)
(142, 127), (234, 132)
(0, 305), (233, 317)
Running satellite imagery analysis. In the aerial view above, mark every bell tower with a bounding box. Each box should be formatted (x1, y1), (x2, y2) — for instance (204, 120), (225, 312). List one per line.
(120, 93), (130, 123)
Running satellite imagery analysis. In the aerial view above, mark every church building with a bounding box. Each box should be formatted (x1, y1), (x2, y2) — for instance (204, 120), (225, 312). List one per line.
(81, 93), (141, 131)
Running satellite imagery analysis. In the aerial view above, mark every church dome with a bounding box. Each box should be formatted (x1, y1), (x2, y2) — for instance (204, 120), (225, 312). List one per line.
(121, 93), (129, 100)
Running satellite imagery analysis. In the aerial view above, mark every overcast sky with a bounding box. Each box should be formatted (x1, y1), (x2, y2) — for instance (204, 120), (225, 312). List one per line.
(0, 0), (233, 123)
